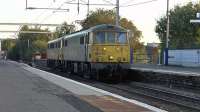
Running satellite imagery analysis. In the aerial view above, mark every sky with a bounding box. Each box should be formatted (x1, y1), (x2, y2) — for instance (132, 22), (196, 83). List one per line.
(0, 0), (198, 44)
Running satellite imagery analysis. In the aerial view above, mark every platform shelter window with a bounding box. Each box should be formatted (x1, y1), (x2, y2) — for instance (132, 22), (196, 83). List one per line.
(107, 32), (115, 43)
(118, 32), (127, 44)
(94, 32), (105, 44)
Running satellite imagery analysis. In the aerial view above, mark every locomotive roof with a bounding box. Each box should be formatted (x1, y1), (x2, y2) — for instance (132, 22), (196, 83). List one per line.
(88, 24), (126, 32)
(48, 24), (127, 44)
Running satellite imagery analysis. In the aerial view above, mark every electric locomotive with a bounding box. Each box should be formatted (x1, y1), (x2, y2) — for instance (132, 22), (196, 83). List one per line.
(47, 24), (131, 80)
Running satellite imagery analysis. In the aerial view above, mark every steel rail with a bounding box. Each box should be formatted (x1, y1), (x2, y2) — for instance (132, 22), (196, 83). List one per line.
(106, 83), (200, 111)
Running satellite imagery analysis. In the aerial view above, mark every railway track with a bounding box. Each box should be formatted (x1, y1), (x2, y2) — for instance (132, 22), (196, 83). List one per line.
(104, 82), (200, 111)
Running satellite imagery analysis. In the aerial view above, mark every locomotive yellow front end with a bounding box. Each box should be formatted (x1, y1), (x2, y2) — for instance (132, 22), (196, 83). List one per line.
(90, 44), (130, 63)
(88, 28), (131, 81)
(89, 29), (130, 64)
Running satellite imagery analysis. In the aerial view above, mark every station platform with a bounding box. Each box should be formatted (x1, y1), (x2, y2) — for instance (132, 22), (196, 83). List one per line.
(131, 64), (200, 77)
(0, 60), (166, 112)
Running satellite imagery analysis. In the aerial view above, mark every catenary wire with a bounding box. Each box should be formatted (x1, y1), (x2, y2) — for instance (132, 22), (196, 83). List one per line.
(120, 0), (158, 7)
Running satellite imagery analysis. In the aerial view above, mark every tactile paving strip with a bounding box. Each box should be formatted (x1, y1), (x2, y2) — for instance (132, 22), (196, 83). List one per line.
(79, 95), (154, 112)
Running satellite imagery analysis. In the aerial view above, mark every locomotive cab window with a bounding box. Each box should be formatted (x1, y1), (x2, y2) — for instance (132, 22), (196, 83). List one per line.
(94, 32), (105, 44)
(117, 32), (127, 44)
(107, 32), (115, 44)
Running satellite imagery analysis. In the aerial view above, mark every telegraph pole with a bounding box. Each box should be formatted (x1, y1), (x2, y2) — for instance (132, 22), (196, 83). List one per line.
(116, 0), (119, 26)
(165, 0), (170, 65)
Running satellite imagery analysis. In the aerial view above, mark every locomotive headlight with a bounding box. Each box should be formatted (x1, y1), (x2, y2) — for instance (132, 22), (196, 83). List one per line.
(103, 47), (106, 51)
(109, 56), (114, 60)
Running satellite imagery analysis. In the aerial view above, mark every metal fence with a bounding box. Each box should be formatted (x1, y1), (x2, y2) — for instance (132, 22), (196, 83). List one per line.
(168, 49), (200, 67)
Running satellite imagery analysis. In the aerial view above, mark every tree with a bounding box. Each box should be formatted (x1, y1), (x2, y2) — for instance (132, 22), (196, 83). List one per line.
(32, 40), (47, 53)
(119, 18), (142, 49)
(1, 39), (16, 51)
(81, 9), (142, 50)
(6, 22), (74, 61)
(155, 2), (200, 49)
(5, 25), (51, 61)
(53, 22), (75, 39)
(17, 26), (50, 61)
(81, 9), (116, 29)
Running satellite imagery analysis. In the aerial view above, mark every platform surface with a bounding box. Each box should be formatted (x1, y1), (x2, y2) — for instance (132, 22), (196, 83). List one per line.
(0, 60), (167, 112)
(131, 64), (200, 76)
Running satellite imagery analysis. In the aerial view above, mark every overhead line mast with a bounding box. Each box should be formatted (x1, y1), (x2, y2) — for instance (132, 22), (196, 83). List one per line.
(165, 0), (170, 65)
(116, 0), (119, 26)
(87, 0), (89, 16)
